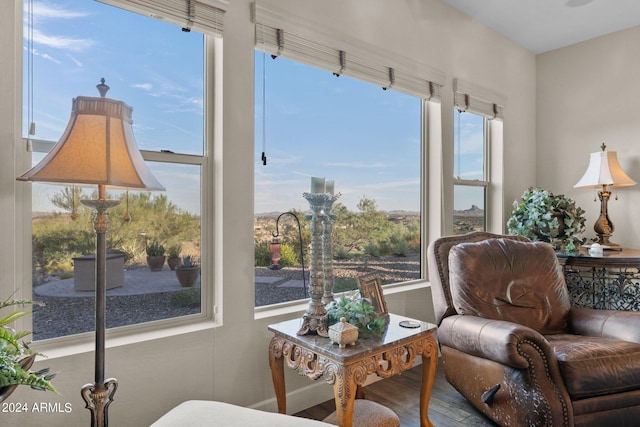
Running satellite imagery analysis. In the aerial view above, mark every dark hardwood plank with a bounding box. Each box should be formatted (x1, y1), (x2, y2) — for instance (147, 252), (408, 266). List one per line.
(294, 360), (497, 426)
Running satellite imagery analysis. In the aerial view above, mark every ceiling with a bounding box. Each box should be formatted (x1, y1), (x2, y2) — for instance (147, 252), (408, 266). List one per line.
(439, 0), (640, 54)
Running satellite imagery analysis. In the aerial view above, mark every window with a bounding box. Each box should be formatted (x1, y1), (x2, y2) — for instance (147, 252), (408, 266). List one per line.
(253, 57), (423, 307)
(251, 4), (445, 309)
(453, 109), (488, 234)
(23, 0), (215, 340)
(452, 78), (506, 235)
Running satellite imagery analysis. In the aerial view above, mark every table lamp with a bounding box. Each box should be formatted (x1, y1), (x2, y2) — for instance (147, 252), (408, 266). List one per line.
(574, 143), (636, 250)
(17, 79), (165, 427)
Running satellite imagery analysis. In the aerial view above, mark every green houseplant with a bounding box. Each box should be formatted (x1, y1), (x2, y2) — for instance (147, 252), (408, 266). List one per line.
(326, 292), (387, 339)
(166, 244), (183, 270)
(145, 240), (166, 271)
(507, 187), (587, 250)
(175, 254), (200, 287)
(0, 295), (57, 403)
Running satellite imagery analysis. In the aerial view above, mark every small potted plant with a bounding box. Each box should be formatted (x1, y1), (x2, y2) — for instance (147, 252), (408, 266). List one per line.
(0, 295), (57, 403)
(175, 254), (200, 287)
(326, 291), (387, 339)
(166, 244), (183, 271)
(507, 187), (587, 250)
(145, 240), (166, 271)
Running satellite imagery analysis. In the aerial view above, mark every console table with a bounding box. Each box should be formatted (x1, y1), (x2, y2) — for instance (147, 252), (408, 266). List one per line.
(268, 313), (438, 427)
(556, 248), (640, 311)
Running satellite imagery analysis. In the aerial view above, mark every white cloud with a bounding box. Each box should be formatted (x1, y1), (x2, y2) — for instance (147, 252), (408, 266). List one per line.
(132, 83), (153, 91)
(31, 1), (89, 20)
(67, 53), (83, 67)
(25, 2), (94, 53)
(27, 47), (61, 64)
(32, 28), (94, 52)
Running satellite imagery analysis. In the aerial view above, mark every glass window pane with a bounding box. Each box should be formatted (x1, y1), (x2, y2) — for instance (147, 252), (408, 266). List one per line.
(454, 110), (485, 181)
(254, 52), (421, 307)
(24, 0), (206, 340)
(22, 1), (204, 155)
(453, 185), (486, 234)
(31, 161), (202, 341)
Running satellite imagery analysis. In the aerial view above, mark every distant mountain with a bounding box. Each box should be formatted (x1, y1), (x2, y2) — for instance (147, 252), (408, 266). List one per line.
(255, 211), (284, 218)
(385, 210), (420, 216)
(256, 209), (419, 217)
(454, 204), (484, 215)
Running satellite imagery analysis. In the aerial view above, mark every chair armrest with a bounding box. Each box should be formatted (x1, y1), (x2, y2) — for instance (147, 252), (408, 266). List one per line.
(569, 307), (640, 343)
(438, 315), (553, 369)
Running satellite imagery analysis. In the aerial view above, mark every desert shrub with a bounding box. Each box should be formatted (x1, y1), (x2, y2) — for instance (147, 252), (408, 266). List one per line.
(254, 240), (299, 267)
(278, 243), (299, 267)
(377, 239), (394, 256)
(364, 243), (380, 257)
(255, 239), (271, 267)
(333, 246), (350, 260)
(170, 288), (201, 307)
(393, 240), (410, 257)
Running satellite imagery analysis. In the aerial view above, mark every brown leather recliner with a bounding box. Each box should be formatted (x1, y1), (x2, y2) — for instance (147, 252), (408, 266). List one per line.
(427, 232), (640, 427)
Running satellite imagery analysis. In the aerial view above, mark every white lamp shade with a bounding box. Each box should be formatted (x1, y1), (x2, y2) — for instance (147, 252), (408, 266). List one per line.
(18, 95), (165, 191)
(574, 150), (636, 189)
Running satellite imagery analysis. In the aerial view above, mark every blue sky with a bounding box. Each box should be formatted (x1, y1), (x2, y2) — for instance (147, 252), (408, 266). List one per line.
(24, 0), (203, 213)
(254, 53), (422, 213)
(25, 0), (484, 215)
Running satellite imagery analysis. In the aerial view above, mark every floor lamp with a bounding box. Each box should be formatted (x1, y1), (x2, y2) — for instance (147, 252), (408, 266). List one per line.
(17, 79), (165, 426)
(574, 143), (636, 250)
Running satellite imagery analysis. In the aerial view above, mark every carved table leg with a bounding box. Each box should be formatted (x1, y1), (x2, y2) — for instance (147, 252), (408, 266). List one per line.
(268, 337), (286, 414)
(333, 368), (357, 427)
(355, 385), (365, 400)
(419, 336), (438, 427)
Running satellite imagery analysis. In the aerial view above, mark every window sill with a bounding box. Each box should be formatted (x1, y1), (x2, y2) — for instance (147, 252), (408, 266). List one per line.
(33, 313), (219, 360)
(254, 280), (431, 321)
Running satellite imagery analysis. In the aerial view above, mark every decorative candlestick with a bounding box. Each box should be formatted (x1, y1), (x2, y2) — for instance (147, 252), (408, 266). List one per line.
(298, 191), (340, 336)
(321, 195), (338, 305)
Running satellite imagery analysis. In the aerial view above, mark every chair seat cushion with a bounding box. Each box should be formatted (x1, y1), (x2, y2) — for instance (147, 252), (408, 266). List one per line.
(323, 400), (400, 427)
(548, 334), (640, 399)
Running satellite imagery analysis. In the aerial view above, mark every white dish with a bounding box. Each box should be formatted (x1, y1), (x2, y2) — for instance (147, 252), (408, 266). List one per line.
(582, 244), (611, 249)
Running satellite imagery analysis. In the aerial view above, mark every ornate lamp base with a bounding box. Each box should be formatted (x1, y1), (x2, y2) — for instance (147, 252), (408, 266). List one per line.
(81, 378), (118, 427)
(594, 188), (622, 250)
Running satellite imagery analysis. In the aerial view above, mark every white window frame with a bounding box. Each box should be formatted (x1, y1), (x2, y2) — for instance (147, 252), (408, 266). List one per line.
(21, 1), (224, 346)
(252, 3), (446, 315)
(452, 78), (506, 234)
(453, 110), (489, 231)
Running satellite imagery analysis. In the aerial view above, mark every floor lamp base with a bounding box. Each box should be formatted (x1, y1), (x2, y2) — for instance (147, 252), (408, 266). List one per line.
(81, 377), (118, 426)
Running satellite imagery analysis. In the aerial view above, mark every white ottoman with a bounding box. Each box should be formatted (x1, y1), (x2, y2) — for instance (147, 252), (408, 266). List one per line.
(151, 400), (333, 427)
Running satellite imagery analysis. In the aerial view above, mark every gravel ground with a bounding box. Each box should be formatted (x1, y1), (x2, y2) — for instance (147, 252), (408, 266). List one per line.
(32, 292), (201, 340)
(32, 255), (419, 340)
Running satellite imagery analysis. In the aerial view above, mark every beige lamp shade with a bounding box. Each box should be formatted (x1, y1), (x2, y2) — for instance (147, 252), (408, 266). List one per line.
(574, 149), (636, 189)
(18, 95), (164, 191)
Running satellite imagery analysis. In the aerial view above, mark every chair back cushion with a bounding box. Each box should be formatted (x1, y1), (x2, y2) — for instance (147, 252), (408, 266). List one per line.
(427, 232), (529, 326)
(449, 238), (571, 334)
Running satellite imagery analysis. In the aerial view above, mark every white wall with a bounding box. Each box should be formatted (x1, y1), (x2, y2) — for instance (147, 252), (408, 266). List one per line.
(537, 25), (640, 249)
(1, 1), (536, 425)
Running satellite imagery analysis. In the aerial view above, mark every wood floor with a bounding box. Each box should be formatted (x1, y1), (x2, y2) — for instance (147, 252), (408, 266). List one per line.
(294, 361), (498, 426)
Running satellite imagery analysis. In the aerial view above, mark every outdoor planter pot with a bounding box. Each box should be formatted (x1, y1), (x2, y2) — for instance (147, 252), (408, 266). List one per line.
(146, 255), (166, 272)
(175, 266), (200, 287)
(167, 257), (181, 270)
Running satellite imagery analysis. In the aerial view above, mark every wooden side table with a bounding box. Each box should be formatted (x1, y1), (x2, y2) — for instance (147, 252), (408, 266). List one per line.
(268, 313), (438, 427)
(556, 248), (640, 311)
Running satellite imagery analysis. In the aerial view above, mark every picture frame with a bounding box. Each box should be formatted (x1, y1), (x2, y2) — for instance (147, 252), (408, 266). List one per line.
(357, 274), (388, 316)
